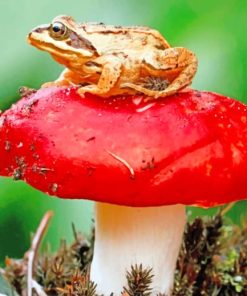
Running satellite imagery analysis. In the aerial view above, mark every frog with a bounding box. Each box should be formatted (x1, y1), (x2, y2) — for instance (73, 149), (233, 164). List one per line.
(28, 15), (198, 99)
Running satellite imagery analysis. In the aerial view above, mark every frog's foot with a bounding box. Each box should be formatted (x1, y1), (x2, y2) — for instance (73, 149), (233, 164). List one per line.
(77, 84), (111, 97)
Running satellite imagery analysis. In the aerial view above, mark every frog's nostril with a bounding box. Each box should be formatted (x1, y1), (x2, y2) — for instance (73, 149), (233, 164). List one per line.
(33, 27), (44, 33)
(32, 24), (50, 34)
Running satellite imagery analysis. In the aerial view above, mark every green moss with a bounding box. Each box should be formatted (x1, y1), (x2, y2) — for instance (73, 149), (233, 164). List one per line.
(1, 213), (247, 296)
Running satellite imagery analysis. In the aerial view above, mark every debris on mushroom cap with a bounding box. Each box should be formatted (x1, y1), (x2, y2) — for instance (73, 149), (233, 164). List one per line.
(0, 86), (247, 207)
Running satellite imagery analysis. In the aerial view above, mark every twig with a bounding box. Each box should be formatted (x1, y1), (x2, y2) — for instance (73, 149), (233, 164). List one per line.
(32, 279), (48, 296)
(72, 222), (79, 242)
(106, 150), (135, 179)
(220, 202), (235, 216)
(26, 211), (53, 296)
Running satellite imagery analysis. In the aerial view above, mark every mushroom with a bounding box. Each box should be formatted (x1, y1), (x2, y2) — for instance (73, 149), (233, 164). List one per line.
(0, 87), (247, 295)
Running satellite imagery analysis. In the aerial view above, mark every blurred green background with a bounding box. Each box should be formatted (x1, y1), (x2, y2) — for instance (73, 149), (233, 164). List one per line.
(0, 0), (246, 265)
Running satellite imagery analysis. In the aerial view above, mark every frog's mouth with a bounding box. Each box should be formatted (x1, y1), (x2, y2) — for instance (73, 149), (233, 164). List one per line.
(28, 30), (95, 61)
(27, 32), (81, 60)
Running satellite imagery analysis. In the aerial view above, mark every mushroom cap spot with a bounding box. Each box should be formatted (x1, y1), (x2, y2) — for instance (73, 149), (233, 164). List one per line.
(0, 87), (247, 207)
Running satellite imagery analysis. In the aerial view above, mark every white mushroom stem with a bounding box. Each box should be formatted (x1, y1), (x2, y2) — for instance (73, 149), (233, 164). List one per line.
(90, 203), (186, 295)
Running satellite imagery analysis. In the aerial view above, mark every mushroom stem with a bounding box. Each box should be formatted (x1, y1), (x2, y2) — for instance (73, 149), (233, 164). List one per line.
(91, 203), (186, 295)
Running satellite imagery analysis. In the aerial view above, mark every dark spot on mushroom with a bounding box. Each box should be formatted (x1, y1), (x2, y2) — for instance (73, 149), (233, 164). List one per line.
(39, 167), (52, 175)
(12, 168), (23, 180)
(129, 174), (135, 180)
(50, 141), (56, 147)
(87, 166), (96, 176)
(86, 136), (96, 142)
(141, 157), (155, 170)
(5, 141), (11, 151)
(0, 116), (7, 128)
(32, 153), (40, 160)
(32, 164), (52, 175)
(15, 156), (27, 171)
(30, 144), (36, 151)
(19, 86), (36, 97)
(12, 157), (27, 180)
(21, 98), (39, 116)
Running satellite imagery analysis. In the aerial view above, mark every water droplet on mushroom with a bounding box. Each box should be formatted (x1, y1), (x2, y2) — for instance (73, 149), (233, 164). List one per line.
(17, 142), (23, 148)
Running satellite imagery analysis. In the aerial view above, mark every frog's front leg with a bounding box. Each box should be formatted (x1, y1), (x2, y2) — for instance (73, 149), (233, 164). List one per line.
(121, 47), (198, 99)
(78, 57), (122, 96)
(41, 69), (82, 88)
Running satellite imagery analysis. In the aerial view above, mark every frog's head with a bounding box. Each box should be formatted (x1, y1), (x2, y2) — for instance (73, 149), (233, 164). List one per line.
(28, 15), (98, 69)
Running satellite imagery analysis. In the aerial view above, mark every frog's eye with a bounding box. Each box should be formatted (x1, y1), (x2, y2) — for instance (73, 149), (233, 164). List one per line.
(50, 22), (69, 39)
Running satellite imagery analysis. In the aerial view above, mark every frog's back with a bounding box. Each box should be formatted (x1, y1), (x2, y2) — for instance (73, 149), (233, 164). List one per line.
(79, 23), (170, 53)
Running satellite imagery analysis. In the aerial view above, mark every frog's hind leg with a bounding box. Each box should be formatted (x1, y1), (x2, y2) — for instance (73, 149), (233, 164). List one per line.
(121, 47), (198, 99)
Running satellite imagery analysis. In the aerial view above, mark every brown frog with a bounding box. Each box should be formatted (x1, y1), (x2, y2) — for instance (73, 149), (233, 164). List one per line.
(28, 15), (198, 99)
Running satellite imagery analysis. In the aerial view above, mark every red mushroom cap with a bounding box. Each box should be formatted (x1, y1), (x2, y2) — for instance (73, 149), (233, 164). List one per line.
(0, 87), (247, 207)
